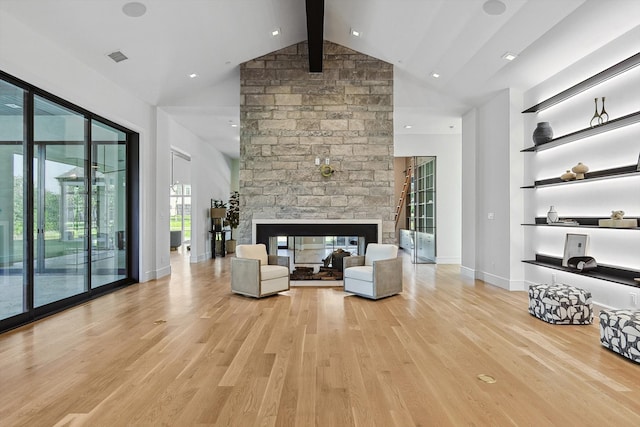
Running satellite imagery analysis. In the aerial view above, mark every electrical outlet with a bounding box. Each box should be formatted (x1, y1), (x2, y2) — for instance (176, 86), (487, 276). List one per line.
(631, 293), (638, 306)
(487, 212), (495, 220)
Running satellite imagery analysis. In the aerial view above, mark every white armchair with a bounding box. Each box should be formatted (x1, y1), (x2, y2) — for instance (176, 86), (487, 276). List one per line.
(343, 243), (402, 299)
(231, 244), (290, 298)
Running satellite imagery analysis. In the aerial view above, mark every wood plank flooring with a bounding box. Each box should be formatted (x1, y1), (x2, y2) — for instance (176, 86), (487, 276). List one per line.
(1, 250), (640, 426)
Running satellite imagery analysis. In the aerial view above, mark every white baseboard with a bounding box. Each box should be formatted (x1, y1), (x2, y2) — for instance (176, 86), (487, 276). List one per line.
(191, 253), (209, 263)
(460, 266), (475, 279)
(476, 271), (511, 290)
(146, 265), (171, 281)
(436, 257), (461, 264)
(508, 280), (526, 292)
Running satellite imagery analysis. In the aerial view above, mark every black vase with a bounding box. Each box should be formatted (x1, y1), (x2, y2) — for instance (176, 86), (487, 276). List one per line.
(532, 122), (553, 145)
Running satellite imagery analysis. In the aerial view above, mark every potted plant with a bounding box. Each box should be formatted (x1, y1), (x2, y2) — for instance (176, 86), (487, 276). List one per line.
(225, 191), (239, 253)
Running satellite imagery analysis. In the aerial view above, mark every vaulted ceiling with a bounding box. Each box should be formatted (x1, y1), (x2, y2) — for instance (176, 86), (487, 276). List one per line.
(1, 0), (638, 158)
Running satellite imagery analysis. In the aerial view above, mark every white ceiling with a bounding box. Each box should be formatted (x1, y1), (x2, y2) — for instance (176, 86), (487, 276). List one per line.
(1, 0), (639, 159)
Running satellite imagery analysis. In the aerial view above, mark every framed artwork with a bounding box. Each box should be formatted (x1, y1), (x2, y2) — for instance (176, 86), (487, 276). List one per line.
(563, 233), (588, 267)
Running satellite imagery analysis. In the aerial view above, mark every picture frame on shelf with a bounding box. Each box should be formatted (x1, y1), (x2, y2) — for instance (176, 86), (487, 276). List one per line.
(563, 233), (588, 267)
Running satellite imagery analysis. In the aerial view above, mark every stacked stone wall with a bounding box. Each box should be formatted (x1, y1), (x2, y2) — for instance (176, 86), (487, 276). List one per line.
(238, 41), (394, 243)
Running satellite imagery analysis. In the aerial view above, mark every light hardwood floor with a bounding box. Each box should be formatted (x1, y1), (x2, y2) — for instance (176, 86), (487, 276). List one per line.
(1, 250), (639, 426)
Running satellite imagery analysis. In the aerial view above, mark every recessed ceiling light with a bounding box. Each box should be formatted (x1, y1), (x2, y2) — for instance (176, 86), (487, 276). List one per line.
(4, 103), (21, 109)
(404, 125), (413, 129)
(271, 28), (281, 37)
(350, 28), (361, 37)
(431, 72), (440, 78)
(122, 2), (147, 18)
(502, 52), (518, 61)
(230, 124), (238, 128)
(189, 73), (198, 78)
(482, 0), (506, 16)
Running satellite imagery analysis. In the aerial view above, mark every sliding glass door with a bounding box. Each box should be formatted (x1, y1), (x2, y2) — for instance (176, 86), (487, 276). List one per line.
(0, 70), (138, 331)
(0, 80), (26, 320)
(91, 122), (127, 287)
(33, 96), (88, 306)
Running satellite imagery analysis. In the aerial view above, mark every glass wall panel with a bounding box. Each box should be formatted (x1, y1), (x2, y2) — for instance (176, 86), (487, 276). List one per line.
(0, 80), (26, 320)
(91, 121), (127, 287)
(405, 156), (436, 264)
(33, 96), (88, 307)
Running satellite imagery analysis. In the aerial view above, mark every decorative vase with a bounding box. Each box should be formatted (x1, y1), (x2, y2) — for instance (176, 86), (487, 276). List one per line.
(590, 98), (601, 127)
(571, 162), (589, 180)
(560, 170), (576, 181)
(600, 96), (609, 123)
(547, 206), (559, 224)
(532, 122), (553, 145)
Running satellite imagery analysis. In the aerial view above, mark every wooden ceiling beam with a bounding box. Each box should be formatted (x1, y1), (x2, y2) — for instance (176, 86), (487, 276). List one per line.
(305, 0), (324, 73)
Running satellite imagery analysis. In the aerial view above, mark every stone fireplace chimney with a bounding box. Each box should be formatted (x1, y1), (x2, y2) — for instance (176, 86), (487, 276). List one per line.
(238, 40), (395, 244)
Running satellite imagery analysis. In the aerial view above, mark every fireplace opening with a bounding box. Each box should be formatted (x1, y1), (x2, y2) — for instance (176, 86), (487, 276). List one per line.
(284, 236), (359, 280)
(253, 220), (380, 281)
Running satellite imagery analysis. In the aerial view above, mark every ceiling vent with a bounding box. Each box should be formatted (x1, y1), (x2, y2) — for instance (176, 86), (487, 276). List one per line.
(107, 51), (128, 63)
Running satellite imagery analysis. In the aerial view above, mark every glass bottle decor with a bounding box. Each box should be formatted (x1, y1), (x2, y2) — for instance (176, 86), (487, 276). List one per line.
(600, 96), (609, 123)
(590, 98), (602, 127)
(547, 206), (559, 224)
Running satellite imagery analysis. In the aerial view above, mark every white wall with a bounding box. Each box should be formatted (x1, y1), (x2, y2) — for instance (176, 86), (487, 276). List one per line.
(461, 109), (477, 277)
(462, 89), (524, 290)
(395, 134), (462, 264)
(0, 11), (231, 281)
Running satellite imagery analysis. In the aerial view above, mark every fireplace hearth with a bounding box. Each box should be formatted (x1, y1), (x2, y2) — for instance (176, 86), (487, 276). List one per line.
(290, 266), (344, 281)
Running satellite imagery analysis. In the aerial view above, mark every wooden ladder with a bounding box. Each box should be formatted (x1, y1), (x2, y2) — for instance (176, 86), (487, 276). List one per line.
(394, 164), (412, 227)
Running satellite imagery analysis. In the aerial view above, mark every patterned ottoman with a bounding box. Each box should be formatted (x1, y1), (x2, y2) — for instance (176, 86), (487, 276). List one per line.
(528, 283), (593, 325)
(599, 309), (640, 363)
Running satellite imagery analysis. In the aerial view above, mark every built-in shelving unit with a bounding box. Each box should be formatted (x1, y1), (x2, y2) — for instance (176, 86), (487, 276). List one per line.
(522, 217), (640, 230)
(521, 165), (640, 189)
(521, 110), (640, 152)
(521, 51), (640, 289)
(523, 255), (640, 288)
(522, 52), (640, 113)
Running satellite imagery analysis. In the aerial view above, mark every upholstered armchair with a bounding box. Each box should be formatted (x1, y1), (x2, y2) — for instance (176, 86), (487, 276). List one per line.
(343, 243), (402, 299)
(231, 244), (290, 298)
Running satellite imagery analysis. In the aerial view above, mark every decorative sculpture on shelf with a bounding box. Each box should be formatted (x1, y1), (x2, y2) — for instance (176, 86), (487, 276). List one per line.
(560, 170), (576, 181)
(611, 210), (625, 220)
(598, 210), (637, 228)
(571, 162), (589, 180)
